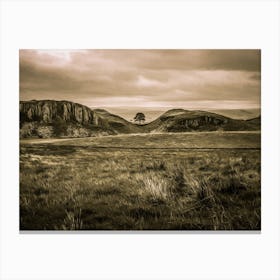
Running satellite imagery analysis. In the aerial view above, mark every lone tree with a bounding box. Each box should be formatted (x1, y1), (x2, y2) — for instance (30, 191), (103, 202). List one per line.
(134, 112), (146, 124)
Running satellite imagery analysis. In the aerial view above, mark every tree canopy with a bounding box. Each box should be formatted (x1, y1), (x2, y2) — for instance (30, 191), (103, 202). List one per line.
(134, 112), (145, 124)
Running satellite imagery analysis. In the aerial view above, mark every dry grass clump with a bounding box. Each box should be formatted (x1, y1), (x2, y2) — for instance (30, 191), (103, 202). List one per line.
(61, 209), (83, 230)
(196, 178), (216, 203)
(136, 173), (171, 201)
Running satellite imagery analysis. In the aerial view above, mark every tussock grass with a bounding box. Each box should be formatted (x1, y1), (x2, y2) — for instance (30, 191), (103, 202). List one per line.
(136, 173), (171, 201)
(61, 209), (83, 230)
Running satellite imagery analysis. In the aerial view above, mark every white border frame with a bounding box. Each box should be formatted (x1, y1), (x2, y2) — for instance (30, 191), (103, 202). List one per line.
(1, 1), (280, 279)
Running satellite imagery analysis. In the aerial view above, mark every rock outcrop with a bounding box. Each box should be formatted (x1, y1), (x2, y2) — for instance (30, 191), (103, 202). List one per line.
(20, 100), (142, 138)
(184, 115), (228, 129)
(20, 100), (98, 125)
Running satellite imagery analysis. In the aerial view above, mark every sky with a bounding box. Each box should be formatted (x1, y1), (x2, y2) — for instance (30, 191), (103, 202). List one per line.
(20, 49), (261, 113)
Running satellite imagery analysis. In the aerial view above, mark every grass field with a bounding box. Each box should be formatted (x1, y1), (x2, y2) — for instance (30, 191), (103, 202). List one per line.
(20, 131), (261, 230)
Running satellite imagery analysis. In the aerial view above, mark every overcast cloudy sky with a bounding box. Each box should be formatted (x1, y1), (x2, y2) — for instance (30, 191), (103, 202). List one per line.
(20, 49), (260, 110)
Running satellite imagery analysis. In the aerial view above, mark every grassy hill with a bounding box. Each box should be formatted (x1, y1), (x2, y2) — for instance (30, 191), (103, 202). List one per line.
(92, 108), (142, 134)
(142, 109), (260, 133)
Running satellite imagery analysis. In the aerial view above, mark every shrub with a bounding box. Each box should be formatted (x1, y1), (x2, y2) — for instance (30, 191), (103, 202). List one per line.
(52, 117), (68, 136)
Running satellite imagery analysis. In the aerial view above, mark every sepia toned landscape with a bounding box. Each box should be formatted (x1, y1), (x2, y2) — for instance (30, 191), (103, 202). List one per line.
(20, 50), (261, 230)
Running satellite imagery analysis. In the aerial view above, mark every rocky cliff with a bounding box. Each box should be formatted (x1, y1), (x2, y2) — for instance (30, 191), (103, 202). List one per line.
(20, 100), (98, 125)
(20, 100), (141, 138)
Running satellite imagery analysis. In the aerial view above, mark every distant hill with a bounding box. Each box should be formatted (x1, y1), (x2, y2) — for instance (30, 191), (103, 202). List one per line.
(207, 108), (260, 120)
(142, 109), (261, 133)
(20, 100), (261, 138)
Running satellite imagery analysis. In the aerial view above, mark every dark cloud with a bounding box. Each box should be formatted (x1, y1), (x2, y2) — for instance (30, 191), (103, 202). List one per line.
(136, 50), (260, 71)
(78, 49), (261, 71)
(19, 49), (261, 109)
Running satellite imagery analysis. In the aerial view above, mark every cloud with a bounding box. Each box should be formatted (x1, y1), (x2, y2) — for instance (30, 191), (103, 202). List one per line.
(136, 75), (165, 88)
(19, 49), (261, 109)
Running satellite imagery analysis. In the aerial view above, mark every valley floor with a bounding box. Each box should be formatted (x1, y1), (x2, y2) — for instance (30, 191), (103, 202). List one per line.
(20, 131), (261, 230)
